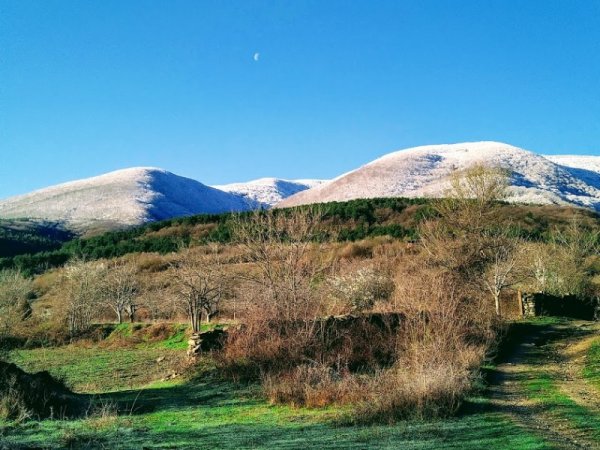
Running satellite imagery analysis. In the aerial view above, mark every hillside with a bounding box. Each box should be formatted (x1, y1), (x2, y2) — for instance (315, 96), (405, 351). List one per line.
(279, 142), (600, 210)
(213, 178), (327, 208)
(0, 167), (252, 234)
(3, 197), (598, 275)
(0, 219), (73, 258)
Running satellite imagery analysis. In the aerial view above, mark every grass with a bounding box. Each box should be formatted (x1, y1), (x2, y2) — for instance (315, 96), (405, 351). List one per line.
(4, 318), (582, 449)
(525, 372), (600, 431)
(584, 337), (600, 389)
(0, 349), (548, 449)
(0, 378), (548, 449)
(8, 346), (185, 393)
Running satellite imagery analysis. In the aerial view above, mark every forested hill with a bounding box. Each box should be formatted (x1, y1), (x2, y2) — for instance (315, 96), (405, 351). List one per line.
(0, 219), (74, 259)
(1, 197), (599, 276)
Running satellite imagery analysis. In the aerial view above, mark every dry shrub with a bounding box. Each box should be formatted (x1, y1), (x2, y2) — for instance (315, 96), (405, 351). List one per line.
(257, 261), (493, 418)
(338, 241), (374, 260)
(85, 398), (120, 432)
(354, 357), (474, 423)
(220, 303), (402, 382)
(263, 364), (365, 407)
(349, 265), (494, 423)
(142, 322), (175, 341)
(220, 206), (498, 421)
(371, 237), (409, 260)
(218, 307), (315, 380)
(136, 253), (170, 273)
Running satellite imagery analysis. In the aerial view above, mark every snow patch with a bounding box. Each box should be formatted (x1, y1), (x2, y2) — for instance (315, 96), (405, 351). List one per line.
(214, 178), (328, 208)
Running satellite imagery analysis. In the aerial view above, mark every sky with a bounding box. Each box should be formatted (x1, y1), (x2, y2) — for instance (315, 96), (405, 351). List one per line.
(1, 0), (600, 198)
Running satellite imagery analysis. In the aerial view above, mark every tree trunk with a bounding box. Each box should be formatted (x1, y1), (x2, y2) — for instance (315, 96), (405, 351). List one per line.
(494, 292), (501, 316)
(517, 289), (524, 318)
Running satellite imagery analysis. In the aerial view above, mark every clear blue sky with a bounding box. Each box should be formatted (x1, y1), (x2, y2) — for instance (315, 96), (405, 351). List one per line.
(1, 0), (600, 198)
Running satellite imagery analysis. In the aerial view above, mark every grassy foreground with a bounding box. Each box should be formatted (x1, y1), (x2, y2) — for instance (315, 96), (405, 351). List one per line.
(6, 319), (600, 449)
(0, 380), (545, 449)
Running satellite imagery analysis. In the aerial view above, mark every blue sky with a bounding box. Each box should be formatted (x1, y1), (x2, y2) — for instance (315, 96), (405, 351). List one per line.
(1, 0), (600, 198)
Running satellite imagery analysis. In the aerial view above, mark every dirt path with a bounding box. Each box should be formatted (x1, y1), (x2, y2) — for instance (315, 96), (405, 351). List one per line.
(556, 322), (600, 413)
(489, 320), (600, 449)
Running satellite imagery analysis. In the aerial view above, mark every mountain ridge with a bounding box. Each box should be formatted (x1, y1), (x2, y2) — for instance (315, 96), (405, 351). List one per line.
(2, 142), (600, 234)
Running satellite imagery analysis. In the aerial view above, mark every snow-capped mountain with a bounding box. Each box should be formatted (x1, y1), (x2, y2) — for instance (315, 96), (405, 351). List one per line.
(2, 143), (599, 235)
(278, 142), (600, 211)
(0, 167), (251, 233)
(213, 178), (327, 208)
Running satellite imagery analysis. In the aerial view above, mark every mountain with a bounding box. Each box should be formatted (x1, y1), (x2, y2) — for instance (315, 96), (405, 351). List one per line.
(278, 142), (600, 211)
(0, 167), (251, 234)
(3, 143), (599, 236)
(213, 178), (327, 208)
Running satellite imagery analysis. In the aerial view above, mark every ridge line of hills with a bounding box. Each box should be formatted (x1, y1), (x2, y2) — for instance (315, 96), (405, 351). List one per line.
(1, 141), (599, 237)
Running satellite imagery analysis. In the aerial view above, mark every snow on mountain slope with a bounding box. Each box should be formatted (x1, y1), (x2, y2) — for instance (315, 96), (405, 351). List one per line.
(278, 142), (600, 211)
(213, 178), (328, 208)
(0, 167), (251, 232)
(546, 155), (600, 174)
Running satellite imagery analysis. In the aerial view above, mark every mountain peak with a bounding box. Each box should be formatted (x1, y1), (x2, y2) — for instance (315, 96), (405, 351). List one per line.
(278, 142), (600, 211)
(0, 167), (250, 233)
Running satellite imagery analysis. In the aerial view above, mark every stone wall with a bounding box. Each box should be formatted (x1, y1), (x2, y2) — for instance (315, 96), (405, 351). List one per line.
(520, 292), (598, 320)
(187, 328), (228, 357)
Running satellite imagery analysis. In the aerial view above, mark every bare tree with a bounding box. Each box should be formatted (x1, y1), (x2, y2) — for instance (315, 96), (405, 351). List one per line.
(421, 164), (518, 315)
(528, 218), (599, 298)
(437, 164), (509, 232)
(101, 261), (139, 324)
(170, 249), (229, 333)
(230, 208), (328, 322)
(62, 259), (104, 336)
(482, 232), (524, 315)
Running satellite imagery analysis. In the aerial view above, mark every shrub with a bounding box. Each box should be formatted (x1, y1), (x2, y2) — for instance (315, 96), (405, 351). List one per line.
(263, 364), (365, 407)
(329, 266), (395, 312)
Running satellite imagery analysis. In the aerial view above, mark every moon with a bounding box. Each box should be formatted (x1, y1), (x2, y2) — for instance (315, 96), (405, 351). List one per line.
(253, 52), (260, 61)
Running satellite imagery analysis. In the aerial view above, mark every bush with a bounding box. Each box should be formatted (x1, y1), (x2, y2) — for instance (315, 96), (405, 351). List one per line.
(329, 266), (395, 312)
(263, 364), (365, 407)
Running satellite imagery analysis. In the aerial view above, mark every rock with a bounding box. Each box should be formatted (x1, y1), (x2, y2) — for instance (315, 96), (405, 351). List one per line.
(161, 372), (180, 381)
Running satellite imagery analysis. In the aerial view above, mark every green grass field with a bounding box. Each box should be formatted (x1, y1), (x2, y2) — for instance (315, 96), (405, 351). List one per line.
(4, 318), (600, 449)
(0, 373), (546, 449)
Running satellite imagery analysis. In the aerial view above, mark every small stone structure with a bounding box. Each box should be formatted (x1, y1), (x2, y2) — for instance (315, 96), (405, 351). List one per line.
(520, 291), (536, 317)
(187, 333), (202, 357)
(187, 328), (228, 357)
(519, 291), (598, 320)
